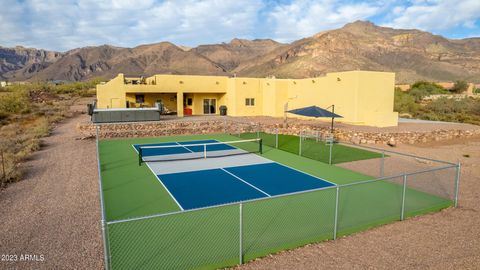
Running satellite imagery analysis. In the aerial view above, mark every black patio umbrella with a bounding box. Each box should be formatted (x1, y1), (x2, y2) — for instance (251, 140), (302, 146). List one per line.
(287, 105), (342, 133)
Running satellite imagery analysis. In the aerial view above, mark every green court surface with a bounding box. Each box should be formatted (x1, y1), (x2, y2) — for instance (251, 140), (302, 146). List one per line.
(237, 132), (383, 164)
(99, 133), (453, 270)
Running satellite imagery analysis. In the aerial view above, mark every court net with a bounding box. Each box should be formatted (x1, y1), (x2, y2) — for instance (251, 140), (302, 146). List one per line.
(138, 138), (262, 165)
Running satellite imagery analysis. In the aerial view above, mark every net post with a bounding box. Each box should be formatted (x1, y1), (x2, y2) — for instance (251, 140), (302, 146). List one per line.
(239, 203), (244, 265)
(275, 128), (278, 148)
(401, 174), (407, 220)
(138, 147), (143, 166)
(454, 162), (461, 207)
(259, 139), (263, 154)
(203, 144), (207, 159)
(333, 185), (339, 240)
(380, 150), (385, 177)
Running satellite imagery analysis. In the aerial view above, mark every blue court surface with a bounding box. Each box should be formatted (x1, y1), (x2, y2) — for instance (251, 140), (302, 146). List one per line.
(135, 140), (335, 210)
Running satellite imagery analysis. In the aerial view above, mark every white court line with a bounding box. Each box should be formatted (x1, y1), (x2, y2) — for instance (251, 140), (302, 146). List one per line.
(144, 161), (185, 211)
(175, 142), (194, 153)
(273, 162), (337, 186)
(220, 168), (271, 197)
(132, 144), (184, 210)
(131, 144), (139, 154)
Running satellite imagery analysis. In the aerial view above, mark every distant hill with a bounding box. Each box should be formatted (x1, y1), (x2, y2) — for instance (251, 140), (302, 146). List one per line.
(0, 46), (63, 80)
(1, 21), (480, 83)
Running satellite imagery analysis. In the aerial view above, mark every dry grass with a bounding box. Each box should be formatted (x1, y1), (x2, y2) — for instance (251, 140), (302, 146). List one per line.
(0, 81), (97, 187)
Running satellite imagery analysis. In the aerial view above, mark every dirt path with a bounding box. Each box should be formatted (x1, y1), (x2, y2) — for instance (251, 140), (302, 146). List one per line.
(0, 103), (102, 269)
(232, 137), (480, 270)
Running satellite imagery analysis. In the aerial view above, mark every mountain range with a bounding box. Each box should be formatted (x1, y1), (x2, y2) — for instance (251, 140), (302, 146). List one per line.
(1, 21), (480, 83)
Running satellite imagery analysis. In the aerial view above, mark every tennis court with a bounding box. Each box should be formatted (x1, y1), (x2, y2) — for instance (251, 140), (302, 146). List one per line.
(98, 132), (458, 270)
(133, 139), (335, 210)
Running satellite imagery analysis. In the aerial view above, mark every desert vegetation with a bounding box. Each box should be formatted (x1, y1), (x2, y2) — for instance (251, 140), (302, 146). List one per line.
(0, 80), (99, 188)
(395, 81), (480, 125)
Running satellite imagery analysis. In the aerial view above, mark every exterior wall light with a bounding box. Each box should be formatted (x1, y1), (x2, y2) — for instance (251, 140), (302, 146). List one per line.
(179, 81), (184, 84)
(243, 81), (247, 85)
(312, 80), (315, 83)
(337, 77), (341, 81)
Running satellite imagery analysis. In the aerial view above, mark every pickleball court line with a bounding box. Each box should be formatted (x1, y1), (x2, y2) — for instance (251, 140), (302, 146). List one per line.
(220, 168), (271, 197)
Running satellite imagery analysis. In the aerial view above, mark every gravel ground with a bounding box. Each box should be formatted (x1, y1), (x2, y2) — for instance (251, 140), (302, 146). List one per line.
(230, 136), (480, 270)
(0, 100), (103, 270)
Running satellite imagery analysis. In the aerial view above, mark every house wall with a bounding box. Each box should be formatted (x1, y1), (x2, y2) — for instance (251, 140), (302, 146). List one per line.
(96, 71), (399, 127)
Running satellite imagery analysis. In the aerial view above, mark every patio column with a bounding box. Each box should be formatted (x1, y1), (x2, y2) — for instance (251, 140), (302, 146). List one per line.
(177, 91), (184, 117)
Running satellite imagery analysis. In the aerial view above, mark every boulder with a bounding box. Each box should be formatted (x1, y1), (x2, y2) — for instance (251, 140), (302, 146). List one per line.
(387, 137), (396, 147)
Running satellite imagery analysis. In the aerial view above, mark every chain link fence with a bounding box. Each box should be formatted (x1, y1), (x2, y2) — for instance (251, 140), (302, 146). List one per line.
(95, 121), (461, 270)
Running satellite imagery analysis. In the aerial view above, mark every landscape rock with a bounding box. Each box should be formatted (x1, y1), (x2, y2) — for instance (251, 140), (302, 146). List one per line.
(76, 117), (480, 145)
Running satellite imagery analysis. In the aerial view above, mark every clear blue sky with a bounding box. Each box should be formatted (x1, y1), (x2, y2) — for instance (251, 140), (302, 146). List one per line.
(1, 0), (479, 51)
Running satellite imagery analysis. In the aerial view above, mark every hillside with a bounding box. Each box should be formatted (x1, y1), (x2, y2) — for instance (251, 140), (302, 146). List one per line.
(19, 42), (228, 82)
(0, 46), (63, 80)
(1, 21), (480, 83)
(192, 38), (286, 71)
(236, 21), (480, 82)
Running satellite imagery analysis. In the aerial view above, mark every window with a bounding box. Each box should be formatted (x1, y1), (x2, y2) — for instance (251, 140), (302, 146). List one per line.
(135, 94), (145, 103)
(187, 98), (193, 106)
(245, 98), (255, 106)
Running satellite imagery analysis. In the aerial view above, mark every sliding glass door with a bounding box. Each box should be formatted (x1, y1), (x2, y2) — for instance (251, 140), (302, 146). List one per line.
(203, 99), (216, 114)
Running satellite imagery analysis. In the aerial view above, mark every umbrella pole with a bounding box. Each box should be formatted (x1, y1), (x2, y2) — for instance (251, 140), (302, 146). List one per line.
(330, 105), (335, 134)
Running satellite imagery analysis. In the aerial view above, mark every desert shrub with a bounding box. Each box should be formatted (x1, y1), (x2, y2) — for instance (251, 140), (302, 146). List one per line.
(0, 90), (31, 114)
(425, 97), (466, 114)
(408, 81), (449, 102)
(418, 97), (480, 124)
(51, 78), (102, 95)
(32, 117), (50, 138)
(394, 89), (419, 113)
(474, 88), (480, 94)
(450, 80), (469, 93)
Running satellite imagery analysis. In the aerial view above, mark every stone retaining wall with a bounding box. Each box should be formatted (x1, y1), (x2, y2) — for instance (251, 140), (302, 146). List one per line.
(77, 118), (480, 145)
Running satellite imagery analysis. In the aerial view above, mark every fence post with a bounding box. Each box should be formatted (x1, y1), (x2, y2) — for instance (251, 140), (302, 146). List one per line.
(275, 128), (278, 148)
(329, 138), (333, 165)
(380, 150), (385, 177)
(1, 150), (5, 187)
(401, 174), (407, 221)
(333, 186), (339, 240)
(96, 125), (110, 270)
(239, 203), (243, 265)
(454, 162), (461, 207)
(299, 130), (302, 156)
(224, 117), (227, 134)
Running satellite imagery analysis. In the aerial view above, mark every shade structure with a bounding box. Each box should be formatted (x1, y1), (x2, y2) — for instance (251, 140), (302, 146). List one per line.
(287, 106), (342, 118)
(287, 105), (342, 133)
